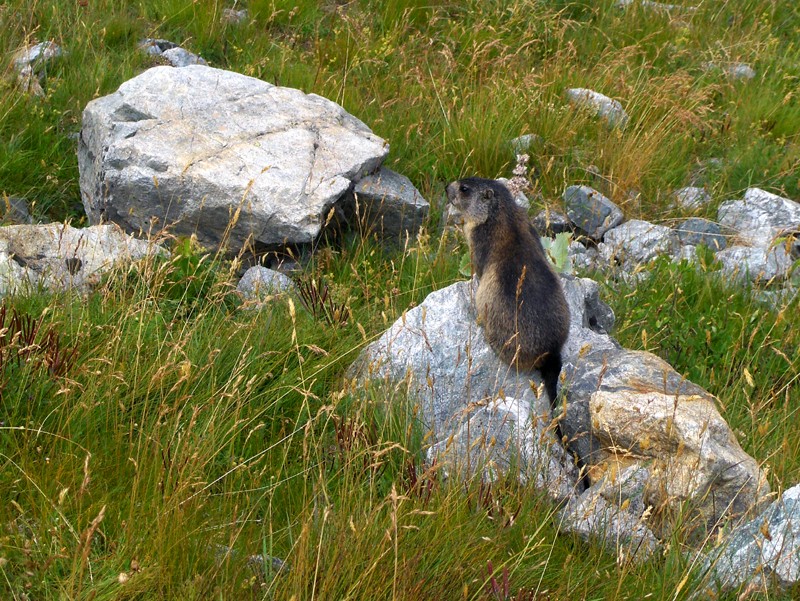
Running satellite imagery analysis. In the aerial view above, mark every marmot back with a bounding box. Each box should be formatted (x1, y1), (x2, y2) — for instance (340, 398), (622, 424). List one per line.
(446, 177), (570, 403)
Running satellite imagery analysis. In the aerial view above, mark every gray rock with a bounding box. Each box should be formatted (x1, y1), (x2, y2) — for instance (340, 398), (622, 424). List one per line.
(703, 62), (757, 81)
(701, 483), (800, 594)
(569, 243), (599, 272)
(718, 188), (800, 248)
(533, 209), (572, 236)
(352, 276), (618, 502)
(345, 167), (429, 241)
(237, 266), (295, 300)
(617, 0), (697, 12)
(560, 346), (770, 538)
(0, 223), (165, 295)
(598, 219), (677, 268)
(563, 185), (624, 240)
(674, 218), (726, 251)
(565, 88), (629, 128)
(496, 178), (530, 210)
(1, 196), (33, 224)
(558, 486), (661, 564)
(715, 244), (794, 283)
(222, 8), (249, 24)
(161, 47), (208, 67)
(674, 186), (712, 211)
(79, 65), (388, 253)
(138, 39), (179, 55)
(727, 63), (757, 80)
(12, 41), (63, 72)
(509, 134), (543, 154)
(559, 275), (618, 364)
(428, 395), (570, 492)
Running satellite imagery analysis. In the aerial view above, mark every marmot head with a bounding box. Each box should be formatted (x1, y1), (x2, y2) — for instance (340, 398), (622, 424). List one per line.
(446, 177), (509, 226)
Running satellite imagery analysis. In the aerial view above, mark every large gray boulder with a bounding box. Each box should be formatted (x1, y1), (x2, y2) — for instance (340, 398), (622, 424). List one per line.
(560, 346), (770, 538)
(701, 483), (800, 594)
(0, 223), (164, 295)
(351, 276), (619, 502)
(716, 244), (794, 283)
(79, 65), (389, 253)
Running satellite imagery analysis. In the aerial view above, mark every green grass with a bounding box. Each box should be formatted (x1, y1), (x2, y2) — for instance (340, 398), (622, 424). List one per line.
(1, 0), (799, 599)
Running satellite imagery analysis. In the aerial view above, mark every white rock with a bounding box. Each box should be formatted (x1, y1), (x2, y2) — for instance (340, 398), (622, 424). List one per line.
(161, 47), (208, 67)
(715, 244), (794, 283)
(565, 88), (629, 128)
(599, 219), (677, 268)
(718, 188), (800, 248)
(79, 65), (389, 253)
(674, 186), (711, 210)
(237, 266), (295, 299)
(12, 41), (63, 72)
(0, 224), (165, 295)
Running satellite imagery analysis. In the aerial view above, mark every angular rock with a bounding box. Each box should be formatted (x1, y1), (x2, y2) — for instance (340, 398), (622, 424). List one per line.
(718, 188), (800, 248)
(558, 485), (661, 564)
(674, 186), (711, 211)
(351, 276), (620, 502)
(598, 219), (676, 268)
(496, 177), (530, 210)
(559, 274), (618, 364)
(0, 224), (165, 295)
(715, 244), (794, 283)
(674, 218), (726, 251)
(237, 266), (295, 300)
(533, 209), (572, 236)
(345, 167), (429, 241)
(701, 483), (800, 594)
(79, 65), (388, 253)
(565, 88), (629, 128)
(560, 347), (770, 537)
(563, 185), (624, 240)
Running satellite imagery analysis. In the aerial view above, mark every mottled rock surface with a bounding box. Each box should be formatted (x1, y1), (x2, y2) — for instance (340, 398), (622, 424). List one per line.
(674, 186), (712, 211)
(716, 244), (794, 283)
(560, 347), (770, 537)
(718, 188), (800, 248)
(599, 219), (676, 269)
(79, 65), (388, 253)
(0, 223), (164, 295)
(702, 483), (800, 594)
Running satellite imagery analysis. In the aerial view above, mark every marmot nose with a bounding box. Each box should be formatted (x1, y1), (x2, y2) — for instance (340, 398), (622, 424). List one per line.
(445, 182), (457, 202)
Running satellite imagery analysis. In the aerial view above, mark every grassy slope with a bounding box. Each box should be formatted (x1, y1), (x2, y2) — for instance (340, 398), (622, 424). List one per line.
(0, 0), (799, 599)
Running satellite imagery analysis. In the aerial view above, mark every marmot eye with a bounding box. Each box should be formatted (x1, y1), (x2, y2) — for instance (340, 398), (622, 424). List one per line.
(459, 185), (470, 194)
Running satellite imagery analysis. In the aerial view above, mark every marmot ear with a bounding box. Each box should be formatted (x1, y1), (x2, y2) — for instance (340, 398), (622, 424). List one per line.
(482, 188), (495, 201)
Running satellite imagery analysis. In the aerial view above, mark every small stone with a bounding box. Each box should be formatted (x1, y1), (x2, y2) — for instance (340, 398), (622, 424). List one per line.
(674, 218), (726, 251)
(727, 63), (756, 80)
(237, 266), (295, 300)
(12, 41), (63, 72)
(563, 185), (624, 240)
(222, 8), (249, 24)
(1, 196), (33, 224)
(137, 39), (179, 56)
(509, 133), (543, 154)
(533, 209), (572, 235)
(496, 177), (530, 210)
(565, 88), (629, 128)
(160, 47), (208, 67)
(674, 186), (711, 210)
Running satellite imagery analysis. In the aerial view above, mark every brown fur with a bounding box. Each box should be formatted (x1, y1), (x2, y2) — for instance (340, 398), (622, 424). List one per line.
(446, 177), (570, 402)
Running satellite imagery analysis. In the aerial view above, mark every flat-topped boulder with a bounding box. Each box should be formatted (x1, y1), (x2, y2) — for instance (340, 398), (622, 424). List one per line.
(79, 65), (389, 253)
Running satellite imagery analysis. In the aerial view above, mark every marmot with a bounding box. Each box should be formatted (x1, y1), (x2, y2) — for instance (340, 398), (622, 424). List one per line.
(446, 177), (570, 406)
